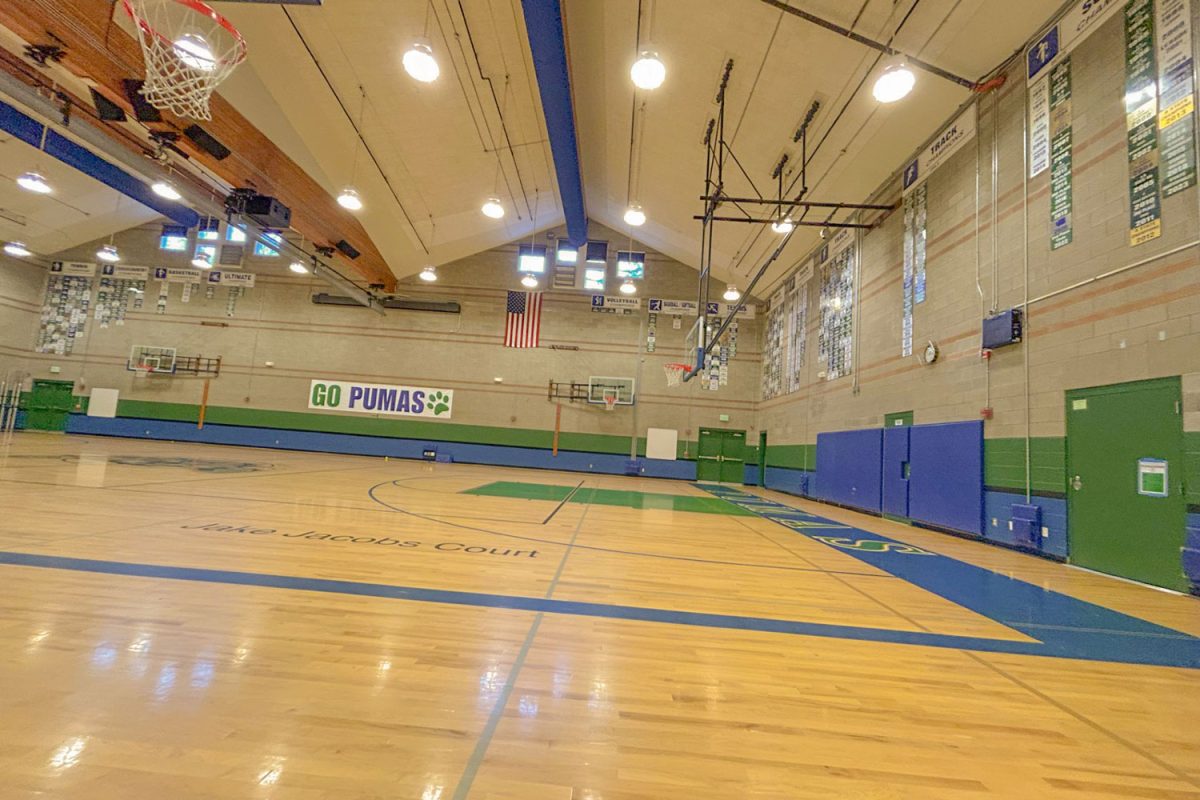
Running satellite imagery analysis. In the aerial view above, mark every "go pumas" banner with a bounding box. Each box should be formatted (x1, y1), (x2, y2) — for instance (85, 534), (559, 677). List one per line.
(309, 380), (453, 419)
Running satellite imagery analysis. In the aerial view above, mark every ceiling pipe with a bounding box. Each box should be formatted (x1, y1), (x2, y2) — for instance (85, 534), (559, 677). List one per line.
(519, 0), (588, 246)
(757, 0), (984, 91)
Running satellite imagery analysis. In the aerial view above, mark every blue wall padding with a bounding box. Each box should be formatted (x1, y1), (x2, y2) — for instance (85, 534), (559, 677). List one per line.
(520, 0), (588, 246)
(813, 428), (882, 513)
(909, 421), (984, 535)
(881, 426), (910, 517)
(66, 416), (702, 480)
(1184, 517), (1200, 591)
(0, 99), (199, 227)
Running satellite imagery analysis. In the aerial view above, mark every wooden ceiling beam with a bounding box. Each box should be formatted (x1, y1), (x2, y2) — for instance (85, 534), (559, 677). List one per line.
(0, 0), (396, 290)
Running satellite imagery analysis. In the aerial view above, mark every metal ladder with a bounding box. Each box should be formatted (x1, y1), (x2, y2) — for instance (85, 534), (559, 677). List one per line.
(0, 369), (29, 444)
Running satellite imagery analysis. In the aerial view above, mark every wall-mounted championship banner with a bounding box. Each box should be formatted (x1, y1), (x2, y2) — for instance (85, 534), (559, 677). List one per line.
(309, 380), (453, 419)
(101, 264), (150, 280)
(1156, 0), (1196, 196)
(208, 270), (256, 287)
(1125, 0), (1163, 246)
(50, 261), (96, 277)
(1049, 59), (1074, 249)
(153, 267), (204, 283)
(1027, 0), (1124, 83)
(902, 106), (976, 195)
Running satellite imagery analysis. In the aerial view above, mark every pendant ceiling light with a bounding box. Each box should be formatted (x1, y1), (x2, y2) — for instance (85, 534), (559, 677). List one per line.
(623, 204), (646, 226)
(619, 278), (637, 295)
(481, 196), (505, 219)
(723, 284), (741, 302)
(17, 171), (52, 194)
(419, 265), (438, 282)
(4, 241), (32, 257)
(630, 50), (666, 90)
(96, 243), (120, 263)
(872, 58), (916, 103)
(403, 38), (439, 83)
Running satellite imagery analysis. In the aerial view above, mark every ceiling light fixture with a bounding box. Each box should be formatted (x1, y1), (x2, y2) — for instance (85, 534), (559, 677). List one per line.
(771, 216), (794, 234)
(151, 180), (182, 201)
(96, 243), (120, 263)
(402, 38), (440, 83)
(623, 204), (646, 226)
(419, 265), (437, 282)
(17, 171), (52, 194)
(619, 278), (637, 295)
(337, 187), (363, 211)
(520, 273), (538, 289)
(630, 50), (666, 90)
(289, 260), (309, 274)
(481, 196), (505, 219)
(191, 253), (213, 269)
(872, 58), (916, 103)
(173, 33), (217, 72)
(723, 284), (741, 302)
(4, 241), (32, 257)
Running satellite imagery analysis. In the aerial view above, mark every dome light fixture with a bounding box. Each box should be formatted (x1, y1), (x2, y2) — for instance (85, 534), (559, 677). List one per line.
(619, 278), (637, 295)
(4, 241), (32, 257)
(520, 273), (538, 289)
(481, 196), (505, 219)
(337, 187), (363, 211)
(151, 180), (182, 201)
(630, 50), (666, 90)
(96, 243), (120, 263)
(419, 265), (438, 282)
(191, 253), (213, 269)
(872, 58), (916, 104)
(173, 33), (217, 72)
(402, 38), (440, 83)
(723, 284), (741, 302)
(289, 260), (309, 274)
(771, 216), (794, 234)
(623, 203), (646, 227)
(17, 171), (52, 194)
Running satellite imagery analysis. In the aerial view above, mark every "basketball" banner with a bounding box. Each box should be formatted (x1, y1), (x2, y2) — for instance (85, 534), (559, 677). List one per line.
(308, 380), (454, 419)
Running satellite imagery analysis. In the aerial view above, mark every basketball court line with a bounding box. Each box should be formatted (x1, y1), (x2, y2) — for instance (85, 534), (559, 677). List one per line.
(540, 479), (584, 523)
(0, 549), (1195, 668)
(450, 483), (596, 800)
(367, 479), (896, 578)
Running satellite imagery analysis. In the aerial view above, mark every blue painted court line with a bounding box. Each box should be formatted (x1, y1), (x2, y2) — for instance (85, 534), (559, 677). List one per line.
(0, 550), (1197, 668)
(700, 485), (1200, 668)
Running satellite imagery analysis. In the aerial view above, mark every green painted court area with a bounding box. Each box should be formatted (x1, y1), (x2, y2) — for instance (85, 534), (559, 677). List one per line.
(463, 481), (754, 516)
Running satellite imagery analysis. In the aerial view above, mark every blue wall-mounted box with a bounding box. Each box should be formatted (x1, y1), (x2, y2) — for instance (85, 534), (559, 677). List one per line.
(1011, 503), (1042, 548)
(982, 308), (1022, 349)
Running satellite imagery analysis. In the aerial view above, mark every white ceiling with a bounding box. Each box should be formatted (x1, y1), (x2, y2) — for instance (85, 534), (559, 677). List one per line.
(0, 133), (161, 256)
(565, 0), (1059, 293)
(211, 0), (560, 278)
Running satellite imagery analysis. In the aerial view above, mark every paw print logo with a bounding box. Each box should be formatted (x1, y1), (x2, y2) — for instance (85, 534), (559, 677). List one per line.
(428, 391), (451, 416)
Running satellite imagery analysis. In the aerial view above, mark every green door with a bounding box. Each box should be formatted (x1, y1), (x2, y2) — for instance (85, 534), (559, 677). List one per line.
(697, 428), (722, 482)
(26, 379), (74, 431)
(720, 429), (746, 484)
(697, 428), (746, 483)
(884, 410), (914, 427)
(758, 430), (768, 488)
(1066, 377), (1186, 591)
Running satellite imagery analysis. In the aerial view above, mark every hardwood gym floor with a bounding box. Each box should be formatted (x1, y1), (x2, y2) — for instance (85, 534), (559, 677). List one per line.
(1, 433), (1197, 799)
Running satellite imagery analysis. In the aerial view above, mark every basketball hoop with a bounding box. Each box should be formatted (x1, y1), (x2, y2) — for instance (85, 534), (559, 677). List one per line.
(602, 393), (617, 412)
(121, 0), (248, 121)
(663, 363), (692, 387)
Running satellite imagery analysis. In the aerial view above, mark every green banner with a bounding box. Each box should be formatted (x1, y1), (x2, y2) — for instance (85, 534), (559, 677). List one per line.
(1125, 0), (1162, 246)
(1156, 0), (1196, 196)
(1049, 59), (1073, 250)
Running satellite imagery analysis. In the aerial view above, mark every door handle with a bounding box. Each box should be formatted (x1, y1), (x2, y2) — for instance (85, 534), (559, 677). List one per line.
(1071, 475), (1083, 491)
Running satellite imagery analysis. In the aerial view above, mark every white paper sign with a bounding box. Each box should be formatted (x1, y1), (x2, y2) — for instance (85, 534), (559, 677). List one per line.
(1029, 76), (1052, 177)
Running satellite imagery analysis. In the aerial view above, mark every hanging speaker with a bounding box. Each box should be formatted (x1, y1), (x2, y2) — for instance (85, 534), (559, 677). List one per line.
(90, 89), (126, 122)
(184, 125), (231, 160)
(122, 79), (162, 122)
(335, 240), (360, 260)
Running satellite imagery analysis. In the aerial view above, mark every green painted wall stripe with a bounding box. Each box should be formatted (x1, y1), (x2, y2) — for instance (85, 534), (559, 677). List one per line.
(983, 437), (1066, 494)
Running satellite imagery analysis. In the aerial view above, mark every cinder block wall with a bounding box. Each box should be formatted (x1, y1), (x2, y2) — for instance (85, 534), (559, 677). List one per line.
(758, 7), (1200, 554)
(0, 253), (43, 374)
(15, 222), (759, 459)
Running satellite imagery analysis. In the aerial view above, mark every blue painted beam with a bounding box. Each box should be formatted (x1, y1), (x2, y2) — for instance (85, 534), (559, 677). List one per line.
(0, 99), (199, 228)
(520, 0), (587, 246)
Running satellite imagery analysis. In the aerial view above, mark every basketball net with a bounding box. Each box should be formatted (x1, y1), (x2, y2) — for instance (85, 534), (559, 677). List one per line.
(602, 393), (617, 412)
(121, 0), (248, 121)
(663, 363), (691, 387)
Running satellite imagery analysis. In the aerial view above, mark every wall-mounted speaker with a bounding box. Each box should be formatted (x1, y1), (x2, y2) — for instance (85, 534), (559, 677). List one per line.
(335, 239), (360, 260)
(184, 125), (231, 160)
(90, 89), (126, 122)
(122, 80), (162, 122)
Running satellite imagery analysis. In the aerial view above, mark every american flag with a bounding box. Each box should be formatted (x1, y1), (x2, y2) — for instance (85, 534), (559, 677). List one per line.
(504, 290), (542, 348)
